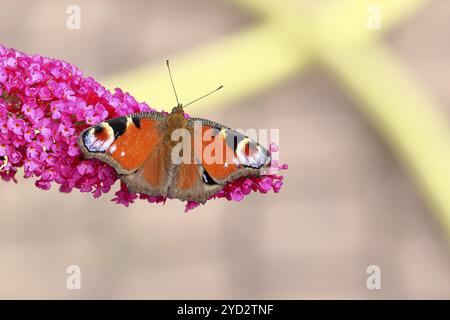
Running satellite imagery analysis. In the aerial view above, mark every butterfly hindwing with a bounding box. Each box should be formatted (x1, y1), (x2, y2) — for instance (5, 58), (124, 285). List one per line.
(121, 140), (173, 196)
(167, 162), (223, 203)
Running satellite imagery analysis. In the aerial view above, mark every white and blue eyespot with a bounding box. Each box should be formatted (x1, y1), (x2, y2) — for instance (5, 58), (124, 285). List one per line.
(82, 124), (114, 153)
(236, 138), (268, 169)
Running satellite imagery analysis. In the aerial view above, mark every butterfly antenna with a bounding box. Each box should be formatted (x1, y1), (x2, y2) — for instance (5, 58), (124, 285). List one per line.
(166, 60), (180, 105)
(183, 85), (224, 108)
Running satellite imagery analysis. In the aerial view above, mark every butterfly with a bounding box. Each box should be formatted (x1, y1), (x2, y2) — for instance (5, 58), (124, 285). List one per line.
(77, 61), (272, 204)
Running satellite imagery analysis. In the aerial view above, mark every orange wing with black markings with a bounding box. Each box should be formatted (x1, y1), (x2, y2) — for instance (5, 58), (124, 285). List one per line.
(168, 118), (272, 203)
(77, 112), (164, 175)
(188, 118), (271, 183)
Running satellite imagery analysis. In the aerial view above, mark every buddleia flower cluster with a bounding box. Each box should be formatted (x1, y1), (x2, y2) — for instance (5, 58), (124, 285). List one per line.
(0, 45), (286, 211)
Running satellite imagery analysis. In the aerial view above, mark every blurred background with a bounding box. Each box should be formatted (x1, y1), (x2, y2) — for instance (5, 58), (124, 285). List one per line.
(0, 0), (449, 299)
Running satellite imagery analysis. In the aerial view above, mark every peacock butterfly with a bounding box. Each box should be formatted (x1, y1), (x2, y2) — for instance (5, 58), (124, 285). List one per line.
(77, 61), (272, 204)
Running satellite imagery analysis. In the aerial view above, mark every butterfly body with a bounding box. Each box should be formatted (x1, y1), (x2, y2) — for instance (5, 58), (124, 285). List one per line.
(78, 105), (271, 204)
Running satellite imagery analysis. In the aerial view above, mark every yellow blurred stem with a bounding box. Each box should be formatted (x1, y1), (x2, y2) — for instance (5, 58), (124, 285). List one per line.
(103, 23), (309, 113)
(103, 0), (450, 243)
(321, 44), (450, 236)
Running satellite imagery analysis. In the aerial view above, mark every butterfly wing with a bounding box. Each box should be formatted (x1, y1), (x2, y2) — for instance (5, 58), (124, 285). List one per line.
(167, 162), (224, 203)
(167, 118), (272, 203)
(78, 111), (165, 174)
(79, 111), (180, 197)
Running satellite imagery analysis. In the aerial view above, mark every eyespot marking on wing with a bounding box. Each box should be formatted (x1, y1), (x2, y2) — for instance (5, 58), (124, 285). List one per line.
(236, 138), (268, 169)
(202, 169), (217, 185)
(82, 123), (114, 153)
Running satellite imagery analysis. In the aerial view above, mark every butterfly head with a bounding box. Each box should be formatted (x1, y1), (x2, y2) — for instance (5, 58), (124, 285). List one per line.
(171, 103), (184, 114)
(167, 103), (187, 133)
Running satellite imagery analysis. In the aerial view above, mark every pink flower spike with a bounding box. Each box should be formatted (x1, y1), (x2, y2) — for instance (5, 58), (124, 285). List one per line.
(0, 44), (287, 212)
